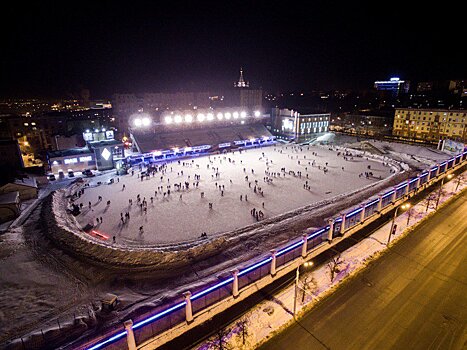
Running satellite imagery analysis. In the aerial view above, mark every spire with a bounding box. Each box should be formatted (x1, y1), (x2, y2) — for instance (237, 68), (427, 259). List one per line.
(234, 67), (249, 88)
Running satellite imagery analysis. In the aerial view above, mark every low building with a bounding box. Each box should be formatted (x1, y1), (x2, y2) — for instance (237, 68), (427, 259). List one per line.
(47, 147), (95, 174)
(0, 139), (23, 170)
(271, 108), (330, 141)
(393, 108), (467, 142)
(47, 140), (124, 173)
(0, 191), (20, 223)
(0, 178), (38, 200)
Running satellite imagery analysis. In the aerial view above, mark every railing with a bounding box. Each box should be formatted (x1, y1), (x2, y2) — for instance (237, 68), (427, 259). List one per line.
(80, 149), (467, 350)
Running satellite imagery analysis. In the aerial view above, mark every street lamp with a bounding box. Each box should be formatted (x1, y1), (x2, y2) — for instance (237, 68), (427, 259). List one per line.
(435, 174), (453, 210)
(388, 203), (410, 245)
(293, 261), (313, 318)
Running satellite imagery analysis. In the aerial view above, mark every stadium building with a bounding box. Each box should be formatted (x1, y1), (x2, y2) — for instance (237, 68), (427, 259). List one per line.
(129, 108), (274, 164)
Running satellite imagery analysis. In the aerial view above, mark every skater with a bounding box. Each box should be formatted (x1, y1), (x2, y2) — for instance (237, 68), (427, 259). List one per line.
(113, 236), (116, 243)
(122, 184), (126, 191)
(139, 226), (144, 235)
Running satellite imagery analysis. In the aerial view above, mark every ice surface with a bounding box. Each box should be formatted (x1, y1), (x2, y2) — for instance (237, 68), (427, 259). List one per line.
(73, 144), (394, 245)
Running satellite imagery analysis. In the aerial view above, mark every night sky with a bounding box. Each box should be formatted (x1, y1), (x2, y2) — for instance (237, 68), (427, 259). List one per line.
(1, 1), (465, 98)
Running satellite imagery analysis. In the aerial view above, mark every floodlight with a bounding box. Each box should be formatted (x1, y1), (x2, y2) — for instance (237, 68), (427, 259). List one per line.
(240, 111), (247, 118)
(217, 112), (224, 120)
(233, 111), (239, 119)
(185, 114), (193, 123)
(225, 112), (231, 119)
(134, 119), (142, 127)
(197, 113), (205, 122)
(254, 110), (261, 117)
(207, 113), (214, 121)
(165, 116), (173, 124)
(142, 117), (151, 126)
(174, 115), (182, 123)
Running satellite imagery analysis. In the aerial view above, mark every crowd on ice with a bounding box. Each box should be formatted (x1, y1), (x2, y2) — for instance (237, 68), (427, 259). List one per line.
(68, 144), (393, 245)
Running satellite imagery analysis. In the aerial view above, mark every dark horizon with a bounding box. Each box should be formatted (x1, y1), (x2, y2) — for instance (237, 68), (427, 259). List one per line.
(1, 1), (465, 100)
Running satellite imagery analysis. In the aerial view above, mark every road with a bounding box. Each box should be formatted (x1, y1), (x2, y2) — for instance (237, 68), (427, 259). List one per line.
(260, 191), (467, 350)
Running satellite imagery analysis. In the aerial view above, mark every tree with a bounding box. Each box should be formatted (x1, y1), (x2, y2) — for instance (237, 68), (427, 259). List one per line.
(422, 192), (438, 212)
(327, 254), (343, 283)
(207, 326), (232, 350)
(301, 275), (318, 303)
(235, 316), (250, 345)
(455, 173), (465, 192)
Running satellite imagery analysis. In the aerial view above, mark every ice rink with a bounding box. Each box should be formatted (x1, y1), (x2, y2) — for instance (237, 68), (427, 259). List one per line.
(73, 143), (393, 245)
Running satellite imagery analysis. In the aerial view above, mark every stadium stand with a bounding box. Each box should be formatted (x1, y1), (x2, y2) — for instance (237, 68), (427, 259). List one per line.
(131, 123), (273, 153)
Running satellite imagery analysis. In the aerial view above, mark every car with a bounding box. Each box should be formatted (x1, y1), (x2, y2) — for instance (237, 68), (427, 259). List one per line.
(68, 170), (75, 177)
(58, 170), (65, 179)
(82, 169), (95, 177)
(47, 174), (56, 181)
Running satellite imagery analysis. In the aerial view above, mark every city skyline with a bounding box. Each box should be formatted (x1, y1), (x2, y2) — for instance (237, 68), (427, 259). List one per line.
(1, 1), (466, 99)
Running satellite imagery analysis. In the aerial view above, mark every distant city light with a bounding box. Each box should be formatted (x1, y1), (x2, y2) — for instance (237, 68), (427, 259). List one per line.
(254, 110), (261, 117)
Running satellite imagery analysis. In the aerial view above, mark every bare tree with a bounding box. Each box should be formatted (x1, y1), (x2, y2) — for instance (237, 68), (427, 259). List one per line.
(207, 326), (232, 350)
(301, 275), (318, 302)
(455, 173), (465, 192)
(327, 254), (343, 282)
(422, 192), (437, 212)
(236, 315), (250, 345)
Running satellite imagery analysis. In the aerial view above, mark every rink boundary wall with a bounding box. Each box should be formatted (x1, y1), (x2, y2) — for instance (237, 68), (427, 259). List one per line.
(76, 149), (467, 350)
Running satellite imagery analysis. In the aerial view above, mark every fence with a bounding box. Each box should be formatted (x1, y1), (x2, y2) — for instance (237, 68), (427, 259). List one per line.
(70, 150), (467, 350)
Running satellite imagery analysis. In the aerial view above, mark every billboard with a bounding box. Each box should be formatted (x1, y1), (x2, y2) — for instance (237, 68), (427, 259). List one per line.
(442, 139), (464, 153)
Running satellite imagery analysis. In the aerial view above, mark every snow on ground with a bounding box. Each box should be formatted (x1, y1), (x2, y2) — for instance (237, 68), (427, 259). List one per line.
(189, 172), (467, 350)
(73, 143), (393, 245)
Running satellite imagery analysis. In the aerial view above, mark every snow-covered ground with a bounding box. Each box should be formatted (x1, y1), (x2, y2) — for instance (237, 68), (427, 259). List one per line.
(189, 172), (467, 350)
(0, 135), (458, 349)
(73, 143), (393, 245)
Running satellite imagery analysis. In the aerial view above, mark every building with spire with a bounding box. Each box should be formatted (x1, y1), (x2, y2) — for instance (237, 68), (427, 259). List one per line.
(234, 67), (250, 88)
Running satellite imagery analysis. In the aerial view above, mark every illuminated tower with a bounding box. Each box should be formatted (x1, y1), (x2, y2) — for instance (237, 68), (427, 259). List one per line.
(234, 67), (249, 88)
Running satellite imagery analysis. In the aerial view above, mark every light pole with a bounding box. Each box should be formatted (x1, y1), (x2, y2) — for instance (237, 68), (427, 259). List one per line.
(435, 174), (452, 210)
(293, 261), (313, 318)
(388, 203), (410, 245)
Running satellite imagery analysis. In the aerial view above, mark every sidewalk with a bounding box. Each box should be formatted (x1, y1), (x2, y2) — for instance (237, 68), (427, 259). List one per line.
(192, 173), (466, 350)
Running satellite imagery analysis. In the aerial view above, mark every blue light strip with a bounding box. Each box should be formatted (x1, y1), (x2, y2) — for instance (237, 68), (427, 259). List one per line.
(87, 331), (127, 350)
(382, 190), (394, 199)
(456, 154), (461, 158)
(132, 301), (186, 329)
(191, 277), (235, 300)
(431, 166), (438, 171)
(346, 207), (363, 218)
(439, 161), (447, 166)
(335, 217), (343, 222)
(365, 198), (379, 207)
(420, 172), (428, 177)
(238, 257), (272, 276)
(276, 240), (303, 257)
(409, 178), (418, 184)
(307, 227), (327, 240)
(396, 183), (407, 190)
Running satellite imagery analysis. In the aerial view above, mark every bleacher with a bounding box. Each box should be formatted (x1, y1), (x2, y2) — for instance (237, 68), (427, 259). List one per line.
(132, 123), (273, 153)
